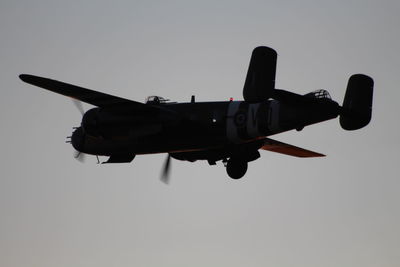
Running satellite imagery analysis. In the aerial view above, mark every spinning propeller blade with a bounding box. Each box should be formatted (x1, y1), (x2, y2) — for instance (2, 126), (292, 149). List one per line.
(161, 154), (171, 184)
(71, 101), (86, 162)
(73, 150), (86, 163)
(72, 99), (85, 115)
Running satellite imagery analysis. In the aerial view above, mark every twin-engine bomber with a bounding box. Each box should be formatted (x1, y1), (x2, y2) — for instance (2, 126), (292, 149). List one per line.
(20, 46), (374, 183)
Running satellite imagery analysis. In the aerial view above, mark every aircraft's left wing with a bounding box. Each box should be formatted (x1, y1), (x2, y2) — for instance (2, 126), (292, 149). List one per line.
(261, 138), (325, 157)
(19, 74), (146, 108)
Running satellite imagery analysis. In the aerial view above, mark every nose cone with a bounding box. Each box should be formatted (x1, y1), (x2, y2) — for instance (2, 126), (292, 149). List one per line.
(71, 127), (85, 152)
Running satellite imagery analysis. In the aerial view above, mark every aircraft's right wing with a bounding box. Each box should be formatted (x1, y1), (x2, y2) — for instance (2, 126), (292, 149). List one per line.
(243, 46), (277, 102)
(261, 138), (325, 157)
(19, 74), (148, 109)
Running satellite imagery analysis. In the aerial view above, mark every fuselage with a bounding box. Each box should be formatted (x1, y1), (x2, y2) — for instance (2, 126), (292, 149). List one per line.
(72, 93), (339, 162)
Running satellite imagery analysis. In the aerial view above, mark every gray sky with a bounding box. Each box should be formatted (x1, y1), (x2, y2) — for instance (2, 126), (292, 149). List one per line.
(1, 0), (399, 266)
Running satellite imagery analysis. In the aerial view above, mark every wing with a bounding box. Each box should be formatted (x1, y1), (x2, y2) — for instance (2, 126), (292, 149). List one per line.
(261, 138), (325, 157)
(19, 74), (145, 108)
(243, 46), (277, 102)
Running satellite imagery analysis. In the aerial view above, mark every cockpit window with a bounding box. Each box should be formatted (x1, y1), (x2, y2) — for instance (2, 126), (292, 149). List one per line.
(304, 89), (331, 99)
(145, 96), (169, 104)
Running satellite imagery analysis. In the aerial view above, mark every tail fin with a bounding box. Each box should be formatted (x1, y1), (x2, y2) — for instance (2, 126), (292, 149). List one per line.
(243, 46), (277, 102)
(340, 74), (374, 130)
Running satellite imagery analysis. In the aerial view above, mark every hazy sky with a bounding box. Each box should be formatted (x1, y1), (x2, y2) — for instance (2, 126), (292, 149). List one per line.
(1, 0), (400, 266)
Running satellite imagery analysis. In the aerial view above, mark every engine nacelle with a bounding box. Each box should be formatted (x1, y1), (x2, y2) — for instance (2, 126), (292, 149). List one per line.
(81, 108), (101, 137)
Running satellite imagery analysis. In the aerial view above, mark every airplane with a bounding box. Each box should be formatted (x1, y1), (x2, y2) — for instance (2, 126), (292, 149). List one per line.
(19, 46), (373, 183)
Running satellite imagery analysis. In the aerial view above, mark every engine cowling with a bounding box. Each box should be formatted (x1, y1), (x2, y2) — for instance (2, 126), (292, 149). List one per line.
(81, 108), (100, 137)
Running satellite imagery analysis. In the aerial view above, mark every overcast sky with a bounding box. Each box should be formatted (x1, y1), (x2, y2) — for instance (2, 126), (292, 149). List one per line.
(1, 0), (400, 266)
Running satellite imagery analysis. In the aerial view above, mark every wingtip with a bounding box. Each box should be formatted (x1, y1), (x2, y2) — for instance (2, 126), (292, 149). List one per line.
(19, 74), (32, 83)
(19, 74), (48, 85)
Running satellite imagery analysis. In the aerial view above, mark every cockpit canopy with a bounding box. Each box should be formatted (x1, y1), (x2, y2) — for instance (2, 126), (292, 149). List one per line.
(145, 95), (170, 104)
(304, 89), (331, 100)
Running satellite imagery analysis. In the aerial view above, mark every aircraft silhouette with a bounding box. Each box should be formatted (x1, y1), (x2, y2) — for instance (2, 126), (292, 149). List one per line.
(20, 46), (373, 182)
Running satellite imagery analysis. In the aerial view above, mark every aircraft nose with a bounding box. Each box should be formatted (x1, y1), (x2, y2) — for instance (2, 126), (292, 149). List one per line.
(71, 127), (85, 152)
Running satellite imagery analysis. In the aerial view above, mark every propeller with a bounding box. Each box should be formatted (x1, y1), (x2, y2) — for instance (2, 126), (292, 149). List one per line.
(71, 99), (86, 162)
(161, 154), (171, 184)
(73, 150), (86, 163)
(72, 99), (85, 115)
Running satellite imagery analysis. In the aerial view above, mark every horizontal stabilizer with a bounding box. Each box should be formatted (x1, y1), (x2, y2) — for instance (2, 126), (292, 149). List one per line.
(261, 138), (325, 157)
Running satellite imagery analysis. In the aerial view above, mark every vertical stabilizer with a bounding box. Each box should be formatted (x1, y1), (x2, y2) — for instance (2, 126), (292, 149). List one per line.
(243, 46), (277, 102)
(340, 74), (374, 130)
